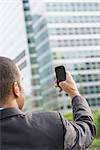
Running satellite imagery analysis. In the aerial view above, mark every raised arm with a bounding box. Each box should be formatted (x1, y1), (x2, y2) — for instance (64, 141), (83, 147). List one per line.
(55, 72), (96, 149)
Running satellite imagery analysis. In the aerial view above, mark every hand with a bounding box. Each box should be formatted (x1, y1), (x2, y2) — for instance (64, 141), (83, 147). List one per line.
(55, 71), (80, 99)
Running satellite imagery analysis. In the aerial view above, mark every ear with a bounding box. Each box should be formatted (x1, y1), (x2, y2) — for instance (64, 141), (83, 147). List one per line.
(12, 82), (20, 97)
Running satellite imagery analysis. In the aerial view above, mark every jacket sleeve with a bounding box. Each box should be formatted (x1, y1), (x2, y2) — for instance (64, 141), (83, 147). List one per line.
(59, 96), (96, 150)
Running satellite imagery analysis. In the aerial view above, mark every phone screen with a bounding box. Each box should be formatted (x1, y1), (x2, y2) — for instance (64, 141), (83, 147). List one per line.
(55, 66), (66, 85)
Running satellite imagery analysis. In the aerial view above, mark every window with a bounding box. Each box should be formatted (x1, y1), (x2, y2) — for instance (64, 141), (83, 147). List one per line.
(31, 68), (38, 75)
(27, 26), (33, 33)
(24, 6), (29, 11)
(47, 16), (100, 23)
(28, 37), (35, 43)
(36, 32), (48, 45)
(25, 15), (32, 21)
(31, 79), (40, 86)
(30, 58), (37, 64)
(37, 42), (50, 56)
(29, 47), (35, 54)
(18, 60), (27, 70)
(14, 50), (26, 63)
(46, 2), (100, 12)
(51, 39), (100, 47)
(48, 27), (100, 35)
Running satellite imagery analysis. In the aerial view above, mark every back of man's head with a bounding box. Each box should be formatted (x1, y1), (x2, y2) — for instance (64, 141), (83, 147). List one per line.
(0, 56), (20, 102)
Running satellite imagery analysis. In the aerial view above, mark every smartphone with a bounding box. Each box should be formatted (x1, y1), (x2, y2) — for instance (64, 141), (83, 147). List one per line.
(55, 65), (66, 87)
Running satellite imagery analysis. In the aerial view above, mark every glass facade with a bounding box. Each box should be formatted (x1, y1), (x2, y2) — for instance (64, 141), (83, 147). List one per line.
(46, 2), (100, 12)
(23, 0), (42, 109)
(29, 0), (100, 109)
(52, 50), (100, 59)
(46, 1), (100, 107)
(32, 15), (57, 108)
(33, 0), (100, 107)
(48, 27), (100, 35)
(47, 16), (100, 23)
(0, 0), (32, 95)
(50, 39), (100, 47)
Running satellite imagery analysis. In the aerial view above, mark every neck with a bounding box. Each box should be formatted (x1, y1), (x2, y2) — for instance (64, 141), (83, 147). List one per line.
(0, 99), (18, 109)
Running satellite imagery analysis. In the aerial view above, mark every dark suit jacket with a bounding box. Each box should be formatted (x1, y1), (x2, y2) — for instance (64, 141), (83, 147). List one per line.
(0, 96), (96, 150)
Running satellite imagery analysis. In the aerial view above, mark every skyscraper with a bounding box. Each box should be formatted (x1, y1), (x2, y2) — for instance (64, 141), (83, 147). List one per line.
(29, 0), (100, 108)
(22, 0), (43, 110)
(0, 0), (100, 110)
(0, 0), (32, 96)
(0, 0), (42, 111)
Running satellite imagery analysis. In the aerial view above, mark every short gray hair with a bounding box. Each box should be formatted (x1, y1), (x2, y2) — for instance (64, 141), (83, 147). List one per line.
(0, 57), (20, 102)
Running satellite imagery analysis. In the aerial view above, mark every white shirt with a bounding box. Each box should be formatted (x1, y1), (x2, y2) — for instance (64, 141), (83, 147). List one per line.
(0, 108), (4, 110)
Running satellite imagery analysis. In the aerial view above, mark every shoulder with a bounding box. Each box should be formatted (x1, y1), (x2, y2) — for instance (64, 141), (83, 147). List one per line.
(24, 111), (65, 140)
(25, 111), (64, 128)
(26, 111), (61, 121)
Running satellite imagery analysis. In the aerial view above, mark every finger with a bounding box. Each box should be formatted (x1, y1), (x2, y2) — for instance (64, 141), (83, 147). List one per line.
(59, 81), (69, 90)
(54, 83), (58, 87)
(59, 88), (62, 92)
(54, 80), (59, 87)
(59, 81), (65, 87)
(66, 71), (73, 81)
(54, 80), (57, 83)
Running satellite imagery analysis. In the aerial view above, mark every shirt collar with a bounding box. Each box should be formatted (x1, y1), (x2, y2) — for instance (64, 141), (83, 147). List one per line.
(0, 108), (5, 110)
(0, 108), (25, 120)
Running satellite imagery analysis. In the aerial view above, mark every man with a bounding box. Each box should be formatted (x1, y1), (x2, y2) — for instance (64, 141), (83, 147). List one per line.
(0, 56), (96, 150)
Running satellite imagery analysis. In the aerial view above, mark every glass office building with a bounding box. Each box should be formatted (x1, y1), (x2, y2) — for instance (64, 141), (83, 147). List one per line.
(0, 0), (42, 110)
(22, 0), (43, 110)
(0, 0), (32, 96)
(30, 0), (100, 108)
(0, 0), (100, 110)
